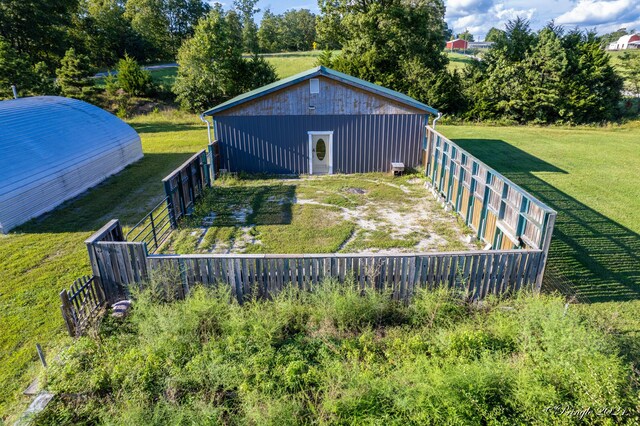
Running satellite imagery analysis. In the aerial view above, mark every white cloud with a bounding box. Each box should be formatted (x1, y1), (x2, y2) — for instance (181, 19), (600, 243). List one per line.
(555, 0), (636, 25)
(447, 0), (496, 17)
(447, 2), (538, 39)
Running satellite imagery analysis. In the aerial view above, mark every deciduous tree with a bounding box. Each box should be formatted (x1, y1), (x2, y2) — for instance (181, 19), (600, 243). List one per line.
(173, 6), (276, 112)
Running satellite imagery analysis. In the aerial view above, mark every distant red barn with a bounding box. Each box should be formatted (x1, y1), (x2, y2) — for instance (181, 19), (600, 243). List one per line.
(446, 39), (468, 50)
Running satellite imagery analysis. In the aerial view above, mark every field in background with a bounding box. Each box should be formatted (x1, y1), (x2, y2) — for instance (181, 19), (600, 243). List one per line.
(104, 50), (471, 91)
(446, 51), (475, 71)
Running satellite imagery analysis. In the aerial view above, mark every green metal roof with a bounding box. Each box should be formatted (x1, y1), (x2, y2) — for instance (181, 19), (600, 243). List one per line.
(202, 66), (439, 116)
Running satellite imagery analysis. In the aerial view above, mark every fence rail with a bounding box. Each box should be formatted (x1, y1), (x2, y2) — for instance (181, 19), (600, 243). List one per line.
(125, 198), (173, 254)
(424, 126), (556, 289)
(60, 275), (106, 336)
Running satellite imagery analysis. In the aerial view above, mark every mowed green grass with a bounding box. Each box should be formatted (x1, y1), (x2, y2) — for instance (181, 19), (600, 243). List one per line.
(263, 51), (326, 78)
(0, 110), (208, 421)
(441, 123), (640, 302)
(446, 51), (475, 71)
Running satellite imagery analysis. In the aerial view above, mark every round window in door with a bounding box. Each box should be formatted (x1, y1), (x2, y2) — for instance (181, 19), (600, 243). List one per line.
(316, 138), (326, 160)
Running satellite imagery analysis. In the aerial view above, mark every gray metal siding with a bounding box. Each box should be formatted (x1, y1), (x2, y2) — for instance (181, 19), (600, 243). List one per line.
(215, 114), (426, 174)
(0, 96), (142, 233)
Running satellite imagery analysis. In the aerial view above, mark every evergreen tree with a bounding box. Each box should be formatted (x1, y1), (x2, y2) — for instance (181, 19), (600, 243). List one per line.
(462, 22), (623, 123)
(56, 48), (95, 100)
(117, 54), (153, 96)
(31, 62), (58, 96)
(316, 49), (334, 67)
(524, 28), (567, 122)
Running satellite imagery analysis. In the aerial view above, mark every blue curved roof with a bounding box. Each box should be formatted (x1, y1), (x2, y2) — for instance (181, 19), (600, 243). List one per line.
(0, 96), (142, 232)
(202, 66), (439, 116)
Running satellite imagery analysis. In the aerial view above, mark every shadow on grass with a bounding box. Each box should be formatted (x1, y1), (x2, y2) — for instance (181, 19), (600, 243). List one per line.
(187, 182), (296, 227)
(14, 153), (199, 234)
(454, 138), (640, 303)
(129, 121), (205, 134)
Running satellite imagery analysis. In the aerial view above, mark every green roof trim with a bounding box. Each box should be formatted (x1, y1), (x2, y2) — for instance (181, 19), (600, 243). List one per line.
(201, 66), (439, 116)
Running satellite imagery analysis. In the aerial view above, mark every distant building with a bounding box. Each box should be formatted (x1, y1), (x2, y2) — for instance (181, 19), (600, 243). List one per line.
(468, 41), (495, 49)
(607, 34), (640, 50)
(446, 39), (468, 50)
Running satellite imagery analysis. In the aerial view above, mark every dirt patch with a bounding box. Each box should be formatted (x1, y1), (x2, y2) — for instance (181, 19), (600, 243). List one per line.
(344, 187), (367, 195)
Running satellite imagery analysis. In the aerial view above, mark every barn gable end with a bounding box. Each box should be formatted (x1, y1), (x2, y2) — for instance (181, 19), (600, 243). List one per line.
(203, 67), (438, 176)
(217, 76), (426, 116)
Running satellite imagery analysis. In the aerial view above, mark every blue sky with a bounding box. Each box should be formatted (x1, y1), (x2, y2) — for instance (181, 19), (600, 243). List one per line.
(218, 0), (640, 40)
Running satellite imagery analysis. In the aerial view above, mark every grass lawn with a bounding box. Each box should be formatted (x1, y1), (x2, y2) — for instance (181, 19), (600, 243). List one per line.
(441, 123), (640, 302)
(0, 110), (208, 421)
(262, 51), (329, 78)
(164, 173), (476, 255)
(446, 51), (475, 71)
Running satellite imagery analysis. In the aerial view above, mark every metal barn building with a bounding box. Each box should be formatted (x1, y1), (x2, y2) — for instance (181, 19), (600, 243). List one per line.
(202, 66), (438, 175)
(0, 96), (143, 234)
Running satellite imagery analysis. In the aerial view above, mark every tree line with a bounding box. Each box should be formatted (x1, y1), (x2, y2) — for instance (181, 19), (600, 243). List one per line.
(0, 0), (635, 124)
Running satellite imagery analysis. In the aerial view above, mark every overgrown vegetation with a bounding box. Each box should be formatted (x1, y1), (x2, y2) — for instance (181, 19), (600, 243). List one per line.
(35, 283), (639, 424)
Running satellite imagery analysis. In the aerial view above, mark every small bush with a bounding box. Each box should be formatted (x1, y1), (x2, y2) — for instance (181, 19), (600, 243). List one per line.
(117, 54), (153, 97)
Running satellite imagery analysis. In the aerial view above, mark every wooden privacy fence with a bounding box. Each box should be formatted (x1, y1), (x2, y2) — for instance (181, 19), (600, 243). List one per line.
(84, 220), (545, 304)
(424, 125), (556, 288)
(163, 150), (211, 227)
(149, 250), (544, 302)
(86, 220), (148, 302)
(60, 275), (106, 336)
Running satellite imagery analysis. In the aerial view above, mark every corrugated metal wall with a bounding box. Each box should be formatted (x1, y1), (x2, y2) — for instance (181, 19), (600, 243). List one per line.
(215, 114), (425, 174)
(0, 96), (143, 233)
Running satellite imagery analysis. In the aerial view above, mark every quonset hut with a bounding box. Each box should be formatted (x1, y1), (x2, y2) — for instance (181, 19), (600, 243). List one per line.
(0, 96), (143, 233)
(202, 66), (438, 175)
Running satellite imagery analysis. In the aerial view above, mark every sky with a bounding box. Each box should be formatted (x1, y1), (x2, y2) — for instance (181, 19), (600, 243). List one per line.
(239, 0), (640, 41)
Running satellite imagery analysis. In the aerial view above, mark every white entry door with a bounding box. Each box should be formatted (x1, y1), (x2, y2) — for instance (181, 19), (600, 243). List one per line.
(308, 131), (333, 175)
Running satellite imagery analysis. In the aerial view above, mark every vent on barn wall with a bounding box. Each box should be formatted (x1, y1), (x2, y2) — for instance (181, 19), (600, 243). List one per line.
(310, 78), (319, 94)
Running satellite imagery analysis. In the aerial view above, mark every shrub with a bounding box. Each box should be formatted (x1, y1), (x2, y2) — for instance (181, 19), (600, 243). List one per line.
(116, 54), (153, 96)
(39, 283), (640, 425)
